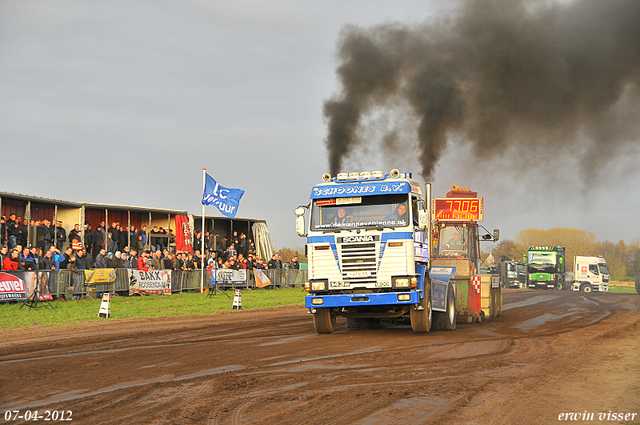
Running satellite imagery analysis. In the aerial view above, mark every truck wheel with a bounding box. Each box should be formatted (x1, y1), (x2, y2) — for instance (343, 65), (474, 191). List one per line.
(313, 308), (336, 334)
(433, 283), (456, 331)
(555, 280), (563, 291)
(581, 284), (592, 293)
(410, 290), (432, 333)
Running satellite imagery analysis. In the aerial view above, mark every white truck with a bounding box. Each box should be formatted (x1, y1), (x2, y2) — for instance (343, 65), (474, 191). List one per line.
(571, 256), (610, 292)
(295, 169), (501, 334)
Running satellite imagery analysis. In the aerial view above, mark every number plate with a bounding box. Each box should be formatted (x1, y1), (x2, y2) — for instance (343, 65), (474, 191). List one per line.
(329, 281), (349, 288)
(346, 271), (371, 278)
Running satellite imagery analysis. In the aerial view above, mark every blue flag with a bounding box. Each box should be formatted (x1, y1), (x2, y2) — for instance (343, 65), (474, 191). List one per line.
(202, 173), (245, 218)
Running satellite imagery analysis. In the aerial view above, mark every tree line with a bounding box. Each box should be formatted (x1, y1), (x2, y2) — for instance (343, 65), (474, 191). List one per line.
(484, 228), (640, 280)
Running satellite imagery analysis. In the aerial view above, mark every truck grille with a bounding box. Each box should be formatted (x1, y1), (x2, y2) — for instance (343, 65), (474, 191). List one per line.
(341, 243), (377, 285)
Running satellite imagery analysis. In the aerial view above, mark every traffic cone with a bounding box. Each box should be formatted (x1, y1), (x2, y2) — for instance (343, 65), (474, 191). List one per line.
(232, 289), (242, 310)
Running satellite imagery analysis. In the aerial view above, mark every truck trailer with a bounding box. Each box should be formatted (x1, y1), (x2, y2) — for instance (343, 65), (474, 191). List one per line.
(295, 170), (501, 334)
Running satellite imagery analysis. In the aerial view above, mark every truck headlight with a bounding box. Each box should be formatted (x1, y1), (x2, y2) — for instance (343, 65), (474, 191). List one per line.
(397, 294), (411, 301)
(311, 281), (327, 291)
(311, 298), (324, 305)
(393, 277), (410, 288)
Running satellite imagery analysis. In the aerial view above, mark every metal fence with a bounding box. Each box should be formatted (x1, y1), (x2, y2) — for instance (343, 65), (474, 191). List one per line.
(40, 268), (308, 298)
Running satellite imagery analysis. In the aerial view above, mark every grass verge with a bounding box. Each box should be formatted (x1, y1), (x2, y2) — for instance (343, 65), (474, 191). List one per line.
(0, 288), (307, 330)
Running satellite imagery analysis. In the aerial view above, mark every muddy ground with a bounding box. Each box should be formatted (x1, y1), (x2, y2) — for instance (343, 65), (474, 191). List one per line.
(1, 290), (639, 425)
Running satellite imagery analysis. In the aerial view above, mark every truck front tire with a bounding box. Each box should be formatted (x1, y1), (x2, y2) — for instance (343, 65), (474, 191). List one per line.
(581, 284), (592, 293)
(410, 288), (432, 333)
(313, 308), (336, 334)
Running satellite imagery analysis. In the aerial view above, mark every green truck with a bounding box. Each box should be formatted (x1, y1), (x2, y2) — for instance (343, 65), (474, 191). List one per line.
(525, 246), (566, 290)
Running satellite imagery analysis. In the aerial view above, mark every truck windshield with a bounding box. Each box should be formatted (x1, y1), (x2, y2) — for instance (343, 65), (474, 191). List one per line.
(528, 252), (556, 266)
(598, 263), (610, 275)
(311, 194), (409, 231)
(436, 226), (470, 258)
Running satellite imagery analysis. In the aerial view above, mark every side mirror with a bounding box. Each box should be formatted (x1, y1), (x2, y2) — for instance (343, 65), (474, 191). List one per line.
(418, 209), (429, 230)
(296, 215), (306, 237)
(493, 229), (500, 242)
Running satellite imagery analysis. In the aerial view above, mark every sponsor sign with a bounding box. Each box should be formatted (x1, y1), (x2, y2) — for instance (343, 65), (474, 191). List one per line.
(175, 215), (194, 253)
(215, 269), (246, 286)
(0, 272), (26, 301)
(128, 270), (172, 295)
(85, 269), (116, 284)
(311, 181), (411, 199)
(0, 272), (53, 302)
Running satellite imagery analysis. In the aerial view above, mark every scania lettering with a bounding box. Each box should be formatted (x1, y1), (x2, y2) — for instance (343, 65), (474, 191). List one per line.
(295, 170), (501, 334)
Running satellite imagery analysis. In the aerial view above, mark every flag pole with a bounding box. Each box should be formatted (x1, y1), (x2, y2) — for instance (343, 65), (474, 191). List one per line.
(201, 168), (206, 293)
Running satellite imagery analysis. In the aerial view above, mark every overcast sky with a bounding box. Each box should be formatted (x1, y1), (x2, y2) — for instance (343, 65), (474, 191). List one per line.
(2, 0), (639, 251)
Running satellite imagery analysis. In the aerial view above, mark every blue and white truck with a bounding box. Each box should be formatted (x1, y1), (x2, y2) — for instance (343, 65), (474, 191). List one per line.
(295, 169), (498, 334)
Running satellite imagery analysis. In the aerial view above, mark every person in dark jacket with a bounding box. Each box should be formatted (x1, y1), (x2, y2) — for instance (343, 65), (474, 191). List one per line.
(95, 248), (108, 269)
(84, 224), (94, 256)
(41, 249), (56, 270)
(59, 247), (73, 269)
(55, 221), (67, 250)
(75, 249), (88, 270)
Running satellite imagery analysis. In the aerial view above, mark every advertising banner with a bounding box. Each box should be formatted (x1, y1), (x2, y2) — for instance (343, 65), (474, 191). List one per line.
(175, 215), (194, 253)
(215, 269), (246, 286)
(128, 270), (172, 295)
(0, 271), (53, 302)
(85, 269), (116, 284)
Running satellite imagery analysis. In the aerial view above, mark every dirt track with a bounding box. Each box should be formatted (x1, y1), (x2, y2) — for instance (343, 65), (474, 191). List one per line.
(2, 290), (639, 425)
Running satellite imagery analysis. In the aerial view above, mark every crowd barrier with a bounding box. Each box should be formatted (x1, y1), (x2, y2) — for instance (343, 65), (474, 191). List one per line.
(0, 268), (308, 301)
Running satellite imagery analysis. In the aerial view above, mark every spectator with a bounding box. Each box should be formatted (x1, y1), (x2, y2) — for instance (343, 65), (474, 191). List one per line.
(20, 247), (36, 271)
(18, 218), (28, 247)
(113, 251), (123, 269)
(137, 250), (149, 271)
(55, 221), (67, 250)
(92, 224), (104, 257)
(107, 222), (119, 252)
(268, 255), (278, 269)
(194, 250), (202, 269)
(118, 226), (128, 252)
(41, 248), (56, 270)
(138, 225), (147, 249)
(239, 233), (247, 257)
(59, 247), (73, 269)
(40, 220), (53, 251)
(84, 224), (94, 256)
(151, 250), (163, 270)
(69, 224), (82, 247)
(0, 245), (9, 265)
(125, 248), (138, 268)
(95, 248), (108, 269)
(75, 249), (88, 270)
(0, 215), (5, 246)
(7, 219), (19, 250)
(3, 249), (20, 270)
(105, 252), (114, 268)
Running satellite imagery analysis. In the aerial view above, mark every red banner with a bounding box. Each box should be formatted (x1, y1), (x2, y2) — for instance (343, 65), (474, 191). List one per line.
(175, 215), (194, 253)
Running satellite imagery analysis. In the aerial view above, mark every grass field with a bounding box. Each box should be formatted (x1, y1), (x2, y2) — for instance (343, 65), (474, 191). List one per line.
(609, 281), (639, 294)
(0, 288), (307, 330)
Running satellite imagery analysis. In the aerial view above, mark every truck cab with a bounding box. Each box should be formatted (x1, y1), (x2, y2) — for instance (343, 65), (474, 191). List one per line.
(571, 256), (610, 292)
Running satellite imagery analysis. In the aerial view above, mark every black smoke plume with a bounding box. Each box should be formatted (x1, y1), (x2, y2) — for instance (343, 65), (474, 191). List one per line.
(324, 0), (640, 180)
